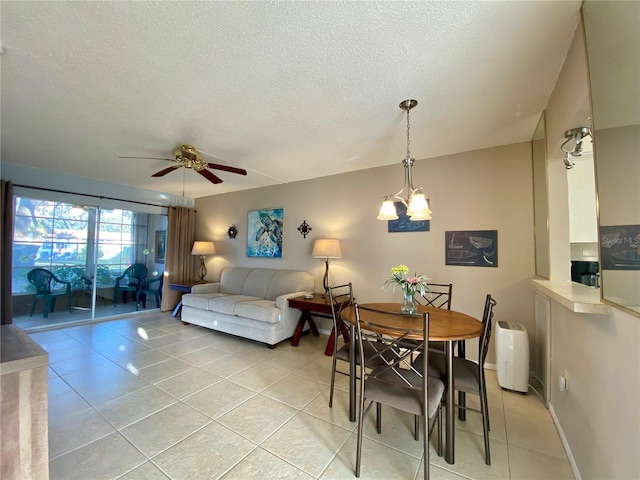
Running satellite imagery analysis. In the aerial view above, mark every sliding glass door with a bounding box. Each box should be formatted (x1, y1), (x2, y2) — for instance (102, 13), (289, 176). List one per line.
(12, 196), (167, 330)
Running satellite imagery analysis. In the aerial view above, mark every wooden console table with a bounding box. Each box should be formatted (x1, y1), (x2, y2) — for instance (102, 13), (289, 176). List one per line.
(287, 293), (350, 353)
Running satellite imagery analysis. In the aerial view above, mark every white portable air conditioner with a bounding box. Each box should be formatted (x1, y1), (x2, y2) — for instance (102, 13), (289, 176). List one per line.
(495, 321), (529, 393)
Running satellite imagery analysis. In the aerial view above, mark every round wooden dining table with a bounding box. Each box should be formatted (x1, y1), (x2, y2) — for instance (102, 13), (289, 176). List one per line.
(341, 303), (483, 465)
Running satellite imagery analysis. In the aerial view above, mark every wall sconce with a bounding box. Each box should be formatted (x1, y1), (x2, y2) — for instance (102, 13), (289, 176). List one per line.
(191, 241), (216, 282)
(312, 239), (342, 295)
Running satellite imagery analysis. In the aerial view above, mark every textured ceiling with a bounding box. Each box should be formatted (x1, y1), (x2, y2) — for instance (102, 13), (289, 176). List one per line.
(1, 1), (582, 198)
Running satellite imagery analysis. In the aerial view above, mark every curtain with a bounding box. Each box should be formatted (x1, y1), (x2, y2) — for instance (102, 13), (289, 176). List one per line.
(1, 180), (14, 324)
(160, 206), (195, 312)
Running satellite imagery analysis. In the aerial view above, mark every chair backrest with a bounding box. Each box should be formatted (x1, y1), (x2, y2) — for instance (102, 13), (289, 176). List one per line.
(478, 294), (497, 366)
(354, 303), (428, 391)
(146, 273), (164, 291)
(416, 282), (453, 309)
(327, 283), (354, 342)
(27, 268), (55, 294)
(121, 263), (148, 283)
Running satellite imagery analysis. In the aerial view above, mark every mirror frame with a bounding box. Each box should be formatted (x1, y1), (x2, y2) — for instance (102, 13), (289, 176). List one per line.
(583, 1), (640, 316)
(532, 111), (550, 279)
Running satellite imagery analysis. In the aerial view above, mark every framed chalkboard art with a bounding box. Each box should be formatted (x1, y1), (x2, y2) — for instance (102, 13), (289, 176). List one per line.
(445, 230), (498, 267)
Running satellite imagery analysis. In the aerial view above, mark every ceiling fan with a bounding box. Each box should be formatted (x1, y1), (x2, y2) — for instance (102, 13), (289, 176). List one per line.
(119, 144), (247, 185)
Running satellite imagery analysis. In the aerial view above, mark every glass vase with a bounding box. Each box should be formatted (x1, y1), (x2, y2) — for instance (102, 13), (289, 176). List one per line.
(401, 287), (418, 314)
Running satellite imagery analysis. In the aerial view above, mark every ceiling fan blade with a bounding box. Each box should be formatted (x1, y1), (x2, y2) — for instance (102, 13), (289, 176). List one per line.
(118, 156), (174, 161)
(197, 169), (223, 184)
(206, 163), (248, 176)
(152, 166), (181, 177)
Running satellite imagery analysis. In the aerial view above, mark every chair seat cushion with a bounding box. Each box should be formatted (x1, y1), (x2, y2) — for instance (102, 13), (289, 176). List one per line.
(207, 295), (262, 315)
(233, 299), (281, 324)
(426, 351), (481, 394)
(365, 368), (444, 419)
(182, 293), (226, 310)
(335, 342), (395, 367)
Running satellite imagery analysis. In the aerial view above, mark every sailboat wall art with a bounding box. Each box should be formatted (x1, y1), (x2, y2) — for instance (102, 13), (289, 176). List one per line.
(445, 230), (498, 267)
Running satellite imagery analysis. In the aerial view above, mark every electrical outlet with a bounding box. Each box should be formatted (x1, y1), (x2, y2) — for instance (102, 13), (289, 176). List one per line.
(559, 369), (570, 392)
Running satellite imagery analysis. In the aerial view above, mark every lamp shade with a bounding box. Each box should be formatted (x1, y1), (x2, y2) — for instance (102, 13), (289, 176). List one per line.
(191, 241), (216, 256)
(312, 239), (342, 259)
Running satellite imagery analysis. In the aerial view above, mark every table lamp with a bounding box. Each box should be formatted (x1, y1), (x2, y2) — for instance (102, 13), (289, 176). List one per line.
(192, 241), (216, 283)
(312, 239), (342, 295)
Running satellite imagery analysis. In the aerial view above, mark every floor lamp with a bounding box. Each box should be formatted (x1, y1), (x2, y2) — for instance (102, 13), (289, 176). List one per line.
(192, 241), (216, 283)
(312, 239), (342, 295)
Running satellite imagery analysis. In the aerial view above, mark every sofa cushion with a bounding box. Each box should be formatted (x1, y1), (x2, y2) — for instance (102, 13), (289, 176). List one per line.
(182, 293), (226, 310)
(234, 299), (281, 324)
(266, 270), (314, 300)
(219, 267), (252, 294)
(207, 295), (262, 315)
(241, 269), (277, 298)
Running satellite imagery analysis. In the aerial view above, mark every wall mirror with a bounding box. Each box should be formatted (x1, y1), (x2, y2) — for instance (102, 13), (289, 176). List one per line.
(532, 112), (550, 279)
(583, 1), (640, 314)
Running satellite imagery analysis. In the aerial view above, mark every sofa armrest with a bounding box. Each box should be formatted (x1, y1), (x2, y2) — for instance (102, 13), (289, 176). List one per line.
(276, 291), (313, 310)
(191, 283), (220, 294)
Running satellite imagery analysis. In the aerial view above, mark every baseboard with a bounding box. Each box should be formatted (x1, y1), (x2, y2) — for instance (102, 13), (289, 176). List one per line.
(484, 362), (496, 370)
(548, 404), (582, 480)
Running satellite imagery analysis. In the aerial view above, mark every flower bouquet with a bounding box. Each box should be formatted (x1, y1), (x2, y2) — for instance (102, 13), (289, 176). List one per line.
(383, 264), (430, 314)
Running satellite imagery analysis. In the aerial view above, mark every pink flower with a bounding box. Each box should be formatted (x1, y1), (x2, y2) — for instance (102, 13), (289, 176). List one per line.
(406, 277), (421, 285)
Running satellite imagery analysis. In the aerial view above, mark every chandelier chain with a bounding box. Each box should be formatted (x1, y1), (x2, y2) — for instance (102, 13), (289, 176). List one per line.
(406, 106), (411, 159)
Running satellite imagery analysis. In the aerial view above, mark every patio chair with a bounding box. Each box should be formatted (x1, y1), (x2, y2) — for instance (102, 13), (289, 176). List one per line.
(136, 272), (164, 310)
(27, 268), (73, 318)
(113, 263), (147, 305)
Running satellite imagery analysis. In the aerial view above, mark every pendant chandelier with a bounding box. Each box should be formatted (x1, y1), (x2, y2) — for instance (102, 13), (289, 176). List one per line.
(377, 99), (432, 221)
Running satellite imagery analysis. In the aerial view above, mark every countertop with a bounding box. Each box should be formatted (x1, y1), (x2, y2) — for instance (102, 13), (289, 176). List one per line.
(531, 279), (613, 315)
(0, 325), (49, 375)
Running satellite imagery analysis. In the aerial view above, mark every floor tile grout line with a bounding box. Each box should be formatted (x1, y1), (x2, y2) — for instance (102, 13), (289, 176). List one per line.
(315, 425), (357, 480)
(52, 380), (212, 469)
(40, 314), (573, 479)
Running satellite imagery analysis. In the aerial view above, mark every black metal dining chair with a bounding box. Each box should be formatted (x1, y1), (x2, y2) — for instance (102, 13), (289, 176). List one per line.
(327, 284), (394, 409)
(354, 303), (444, 479)
(416, 282), (453, 353)
(327, 282), (355, 408)
(426, 294), (497, 465)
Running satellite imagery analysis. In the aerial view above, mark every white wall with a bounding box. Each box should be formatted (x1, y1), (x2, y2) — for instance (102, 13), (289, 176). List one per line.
(194, 141), (536, 364)
(549, 304), (640, 479)
(567, 153), (598, 243)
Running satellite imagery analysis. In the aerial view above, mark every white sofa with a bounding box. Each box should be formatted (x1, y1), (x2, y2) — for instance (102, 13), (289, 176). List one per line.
(181, 267), (314, 348)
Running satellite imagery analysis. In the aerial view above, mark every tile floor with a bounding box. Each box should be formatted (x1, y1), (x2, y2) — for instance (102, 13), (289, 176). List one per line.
(31, 312), (575, 480)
